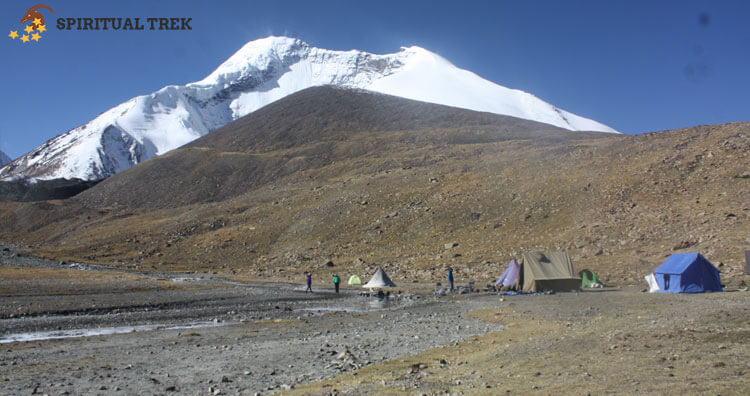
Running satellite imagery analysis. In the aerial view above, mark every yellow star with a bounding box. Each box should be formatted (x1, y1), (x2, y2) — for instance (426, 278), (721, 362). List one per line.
(37, 24), (47, 33)
(8, 30), (18, 39)
(20, 34), (29, 43)
(33, 18), (42, 26)
(24, 24), (34, 34)
(31, 32), (41, 42)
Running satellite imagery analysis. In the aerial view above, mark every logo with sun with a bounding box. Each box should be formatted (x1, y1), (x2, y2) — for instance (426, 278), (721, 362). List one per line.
(8, 4), (54, 44)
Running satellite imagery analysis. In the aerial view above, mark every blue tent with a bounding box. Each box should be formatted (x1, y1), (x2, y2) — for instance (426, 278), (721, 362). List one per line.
(652, 253), (722, 293)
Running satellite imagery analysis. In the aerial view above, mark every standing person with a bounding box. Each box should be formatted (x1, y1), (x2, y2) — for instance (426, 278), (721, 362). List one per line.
(332, 274), (340, 294)
(447, 267), (454, 292)
(305, 272), (312, 293)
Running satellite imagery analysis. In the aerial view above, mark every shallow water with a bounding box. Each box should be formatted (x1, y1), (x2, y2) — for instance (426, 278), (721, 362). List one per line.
(0, 321), (229, 344)
(169, 276), (205, 282)
(301, 297), (394, 314)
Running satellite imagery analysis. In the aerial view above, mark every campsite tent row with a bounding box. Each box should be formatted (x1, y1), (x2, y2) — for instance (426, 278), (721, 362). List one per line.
(348, 252), (721, 294)
(497, 251), (721, 293)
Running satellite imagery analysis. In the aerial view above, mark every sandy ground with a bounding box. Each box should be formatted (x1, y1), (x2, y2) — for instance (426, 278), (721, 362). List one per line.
(2, 245), (749, 395)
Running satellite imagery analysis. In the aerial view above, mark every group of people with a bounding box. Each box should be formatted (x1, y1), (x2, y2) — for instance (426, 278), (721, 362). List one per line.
(303, 272), (341, 293)
(303, 267), (455, 294)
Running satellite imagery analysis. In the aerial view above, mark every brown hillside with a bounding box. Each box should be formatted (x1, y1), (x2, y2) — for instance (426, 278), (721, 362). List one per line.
(75, 86), (594, 209)
(0, 87), (747, 288)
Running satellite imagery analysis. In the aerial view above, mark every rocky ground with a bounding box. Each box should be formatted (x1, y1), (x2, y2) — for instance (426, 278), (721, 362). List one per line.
(1, 246), (502, 395)
(2, 245), (749, 395)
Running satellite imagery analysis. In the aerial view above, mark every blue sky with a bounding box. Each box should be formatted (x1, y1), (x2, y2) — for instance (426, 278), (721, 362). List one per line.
(1, 0), (749, 159)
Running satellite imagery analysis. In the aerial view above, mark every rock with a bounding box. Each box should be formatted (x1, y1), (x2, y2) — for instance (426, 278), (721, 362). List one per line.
(221, 376), (231, 383)
(445, 242), (459, 249)
(672, 240), (697, 250)
(407, 363), (426, 374)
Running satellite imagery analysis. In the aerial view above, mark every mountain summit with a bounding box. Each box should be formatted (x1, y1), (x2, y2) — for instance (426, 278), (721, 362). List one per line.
(0, 36), (617, 181)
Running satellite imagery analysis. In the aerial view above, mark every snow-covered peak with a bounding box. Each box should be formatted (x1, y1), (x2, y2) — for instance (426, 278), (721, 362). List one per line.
(0, 36), (617, 182)
(193, 36), (308, 88)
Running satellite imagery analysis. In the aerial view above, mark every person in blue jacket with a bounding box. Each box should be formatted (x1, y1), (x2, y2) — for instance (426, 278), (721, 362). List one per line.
(447, 267), (454, 292)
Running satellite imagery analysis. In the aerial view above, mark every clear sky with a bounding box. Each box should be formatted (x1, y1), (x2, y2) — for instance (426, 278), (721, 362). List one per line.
(1, 0), (748, 159)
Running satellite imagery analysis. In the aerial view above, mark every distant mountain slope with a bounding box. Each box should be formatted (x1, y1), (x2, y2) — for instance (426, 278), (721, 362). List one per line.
(0, 150), (10, 166)
(0, 178), (99, 202)
(0, 36), (616, 182)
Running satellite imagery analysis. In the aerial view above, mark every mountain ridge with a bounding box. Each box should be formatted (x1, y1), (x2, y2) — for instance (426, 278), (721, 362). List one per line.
(0, 36), (616, 182)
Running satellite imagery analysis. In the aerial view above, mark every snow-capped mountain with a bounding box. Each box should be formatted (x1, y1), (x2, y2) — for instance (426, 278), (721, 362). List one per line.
(0, 150), (10, 166)
(0, 36), (617, 181)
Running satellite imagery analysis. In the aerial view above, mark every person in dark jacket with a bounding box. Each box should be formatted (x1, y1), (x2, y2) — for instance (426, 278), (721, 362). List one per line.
(447, 267), (454, 292)
(305, 272), (312, 293)
(332, 274), (340, 294)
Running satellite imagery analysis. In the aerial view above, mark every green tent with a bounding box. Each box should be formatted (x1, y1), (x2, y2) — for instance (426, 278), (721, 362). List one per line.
(347, 275), (362, 285)
(579, 269), (603, 288)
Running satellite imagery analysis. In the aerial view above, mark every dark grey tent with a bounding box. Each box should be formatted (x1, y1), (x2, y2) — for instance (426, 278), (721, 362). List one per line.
(520, 251), (580, 292)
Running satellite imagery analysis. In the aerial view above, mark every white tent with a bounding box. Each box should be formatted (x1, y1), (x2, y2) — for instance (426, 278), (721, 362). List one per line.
(644, 273), (660, 293)
(363, 267), (396, 288)
(494, 259), (520, 289)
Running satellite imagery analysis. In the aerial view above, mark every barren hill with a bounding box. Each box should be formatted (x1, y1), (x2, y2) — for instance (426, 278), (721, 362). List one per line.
(0, 87), (747, 287)
(75, 86), (595, 209)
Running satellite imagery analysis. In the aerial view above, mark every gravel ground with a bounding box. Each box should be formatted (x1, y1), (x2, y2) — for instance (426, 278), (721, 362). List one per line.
(3, 244), (749, 396)
(1, 245), (504, 395)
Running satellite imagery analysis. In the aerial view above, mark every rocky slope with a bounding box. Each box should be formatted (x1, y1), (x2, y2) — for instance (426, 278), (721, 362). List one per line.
(0, 87), (747, 288)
